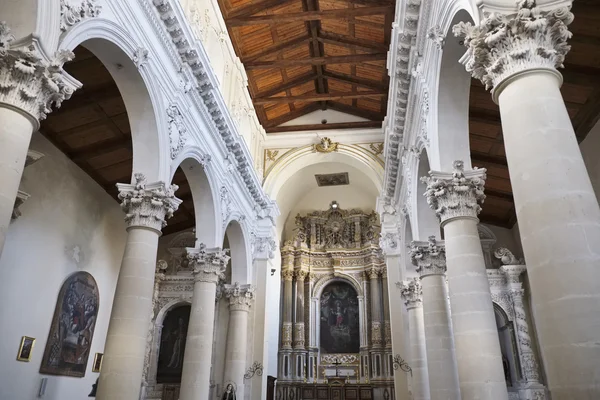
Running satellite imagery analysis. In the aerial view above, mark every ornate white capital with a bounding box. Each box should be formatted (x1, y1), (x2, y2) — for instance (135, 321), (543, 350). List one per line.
(186, 243), (230, 284)
(500, 264), (527, 285)
(495, 247), (524, 266)
(0, 23), (78, 125)
(224, 282), (255, 312)
(410, 236), (447, 277)
(252, 235), (277, 261)
(117, 173), (182, 232)
(400, 278), (422, 309)
(422, 160), (486, 224)
(452, 2), (573, 95)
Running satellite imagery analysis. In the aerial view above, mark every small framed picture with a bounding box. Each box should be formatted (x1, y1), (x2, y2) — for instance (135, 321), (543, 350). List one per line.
(17, 336), (35, 362)
(92, 353), (103, 373)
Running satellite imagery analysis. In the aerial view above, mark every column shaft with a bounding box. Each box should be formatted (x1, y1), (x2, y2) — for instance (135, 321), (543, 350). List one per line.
(421, 275), (460, 400)
(224, 309), (249, 397)
(381, 272), (392, 349)
(369, 269), (383, 348)
(444, 218), (507, 399)
(0, 108), (33, 259)
(281, 270), (294, 350)
(293, 271), (307, 349)
(97, 227), (160, 400)
(499, 72), (600, 398)
(250, 257), (270, 400)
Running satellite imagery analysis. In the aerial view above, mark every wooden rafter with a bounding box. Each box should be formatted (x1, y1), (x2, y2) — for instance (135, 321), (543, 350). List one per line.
(327, 101), (384, 121)
(255, 73), (318, 98)
(302, 0), (327, 110)
(227, 6), (392, 26)
(254, 91), (386, 104)
(318, 32), (389, 52)
(226, 0), (297, 19)
(242, 36), (311, 63)
(266, 120), (381, 133)
(245, 53), (387, 69)
(324, 71), (387, 91)
(262, 103), (322, 128)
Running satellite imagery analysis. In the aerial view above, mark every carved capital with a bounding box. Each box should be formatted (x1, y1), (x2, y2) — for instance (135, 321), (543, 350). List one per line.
(117, 173), (182, 232)
(495, 247), (524, 266)
(500, 264), (527, 285)
(0, 23), (78, 125)
(186, 244), (230, 284)
(410, 236), (447, 277)
(400, 278), (422, 309)
(252, 235), (277, 260)
(281, 269), (295, 281)
(367, 267), (381, 280)
(422, 160), (486, 224)
(224, 282), (255, 312)
(452, 2), (573, 93)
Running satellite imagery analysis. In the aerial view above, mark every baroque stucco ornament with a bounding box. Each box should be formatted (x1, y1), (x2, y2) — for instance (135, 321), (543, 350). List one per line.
(0, 22), (77, 123)
(167, 104), (188, 160)
(186, 243), (230, 284)
(452, 0), (574, 91)
(224, 283), (256, 312)
(116, 173), (182, 231)
(422, 160), (486, 224)
(400, 278), (422, 308)
(410, 236), (447, 277)
(60, 0), (102, 32)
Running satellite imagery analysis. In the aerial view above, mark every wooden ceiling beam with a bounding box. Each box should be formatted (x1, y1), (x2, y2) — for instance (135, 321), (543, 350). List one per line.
(69, 137), (132, 161)
(227, 0), (296, 19)
(303, 0), (327, 110)
(266, 120), (382, 133)
(319, 31), (389, 52)
(227, 6), (393, 26)
(331, 0), (394, 5)
(327, 101), (384, 121)
(255, 91), (386, 104)
(242, 36), (311, 63)
(263, 103), (321, 128)
(324, 71), (387, 91)
(255, 73), (318, 98)
(471, 153), (508, 167)
(245, 53), (387, 69)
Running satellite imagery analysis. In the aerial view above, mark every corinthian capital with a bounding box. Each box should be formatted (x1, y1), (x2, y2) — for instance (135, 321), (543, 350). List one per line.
(452, 1), (574, 95)
(117, 173), (182, 232)
(0, 23), (78, 125)
(281, 269), (294, 281)
(422, 160), (486, 224)
(410, 236), (447, 277)
(224, 282), (255, 312)
(400, 278), (422, 309)
(186, 244), (230, 284)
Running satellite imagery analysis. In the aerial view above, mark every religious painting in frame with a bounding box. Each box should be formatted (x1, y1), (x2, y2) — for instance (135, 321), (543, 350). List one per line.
(319, 281), (360, 354)
(156, 305), (191, 383)
(16, 336), (36, 362)
(91, 352), (103, 372)
(40, 271), (99, 377)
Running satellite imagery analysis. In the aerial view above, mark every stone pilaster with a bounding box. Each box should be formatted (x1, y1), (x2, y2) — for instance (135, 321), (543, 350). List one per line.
(368, 267), (383, 348)
(400, 279), (430, 400)
(281, 269), (294, 350)
(179, 245), (229, 400)
(97, 175), (180, 400)
(0, 22), (79, 259)
(293, 270), (308, 349)
(410, 237), (460, 400)
(423, 162), (507, 399)
(223, 283), (255, 399)
(455, 5), (600, 398)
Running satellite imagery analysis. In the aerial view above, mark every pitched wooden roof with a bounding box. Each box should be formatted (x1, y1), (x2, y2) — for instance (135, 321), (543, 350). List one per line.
(217, 0), (395, 133)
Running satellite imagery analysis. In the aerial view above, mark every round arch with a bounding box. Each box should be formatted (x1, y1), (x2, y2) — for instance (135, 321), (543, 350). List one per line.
(313, 274), (364, 299)
(171, 148), (222, 248)
(58, 18), (168, 182)
(223, 220), (251, 284)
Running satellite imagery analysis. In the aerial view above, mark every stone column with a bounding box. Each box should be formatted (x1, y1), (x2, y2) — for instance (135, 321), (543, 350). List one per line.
(179, 245), (229, 400)
(0, 23), (77, 258)
(223, 283), (255, 399)
(381, 267), (392, 349)
(281, 268), (294, 350)
(410, 237), (461, 400)
(400, 279), (431, 400)
(250, 237), (276, 400)
(369, 267), (383, 348)
(454, 5), (600, 398)
(97, 174), (181, 400)
(293, 270), (307, 349)
(422, 162), (508, 399)
(499, 263), (543, 388)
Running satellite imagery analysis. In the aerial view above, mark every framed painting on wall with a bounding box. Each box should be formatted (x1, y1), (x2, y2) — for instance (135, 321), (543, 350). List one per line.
(92, 353), (103, 372)
(39, 271), (99, 377)
(16, 336), (36, 362)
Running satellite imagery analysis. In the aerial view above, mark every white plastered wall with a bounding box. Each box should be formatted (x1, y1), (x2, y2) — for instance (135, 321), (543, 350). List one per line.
(0, 133), (127, 400)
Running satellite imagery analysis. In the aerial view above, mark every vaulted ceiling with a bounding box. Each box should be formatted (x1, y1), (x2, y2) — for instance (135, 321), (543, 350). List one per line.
(217, 0), (395, 133)
(469, 0), (600, 228)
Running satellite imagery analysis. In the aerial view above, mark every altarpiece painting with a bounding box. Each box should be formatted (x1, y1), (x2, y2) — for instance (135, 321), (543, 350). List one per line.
(320, 282), (360, 354)
(40, 271), (99, 377)
(157, 305), (191, 383)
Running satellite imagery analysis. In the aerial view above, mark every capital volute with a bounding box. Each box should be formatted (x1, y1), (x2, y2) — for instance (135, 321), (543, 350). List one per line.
(410, 236), (447, 277)
(400, 278), (422, 309)
(422, 160), (486, 225)
(117, 173), (182, 233)
(452, 2), (574, 100)
(186, 244), (230, 284)
(224, 282), (255, 311)
(0, 23), (79, 126)
(281, 269), (294, 281)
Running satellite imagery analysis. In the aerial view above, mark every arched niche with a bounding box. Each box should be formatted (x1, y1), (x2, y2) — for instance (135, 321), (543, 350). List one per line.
(494, 303), (520, 390)
(223, 220), (250, 284)
(318, 281), (361, 354)
(156, 304), (192, 384)
(414, 149), (441, 240)
(59, 19), (168, 182)
(171, 153), (221, 248)
(433, 9), (475, 171)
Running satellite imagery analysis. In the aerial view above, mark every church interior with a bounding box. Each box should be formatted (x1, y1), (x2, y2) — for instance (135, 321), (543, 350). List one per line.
(0, 0), (599, 399)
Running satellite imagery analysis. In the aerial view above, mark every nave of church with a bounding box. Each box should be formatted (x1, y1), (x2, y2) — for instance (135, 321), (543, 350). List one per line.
(1, 0), (600, 399)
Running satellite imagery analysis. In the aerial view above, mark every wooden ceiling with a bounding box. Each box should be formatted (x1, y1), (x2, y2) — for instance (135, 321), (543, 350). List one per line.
(217, 0), (395, 133)
(39, 46), (195, 236)
(470, 0), (600, 228)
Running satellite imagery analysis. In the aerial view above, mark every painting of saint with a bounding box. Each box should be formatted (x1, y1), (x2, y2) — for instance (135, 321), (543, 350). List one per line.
(157, 305), (191, 383)
(320, 282), (360, 353)
(40, 271), (99, 377)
